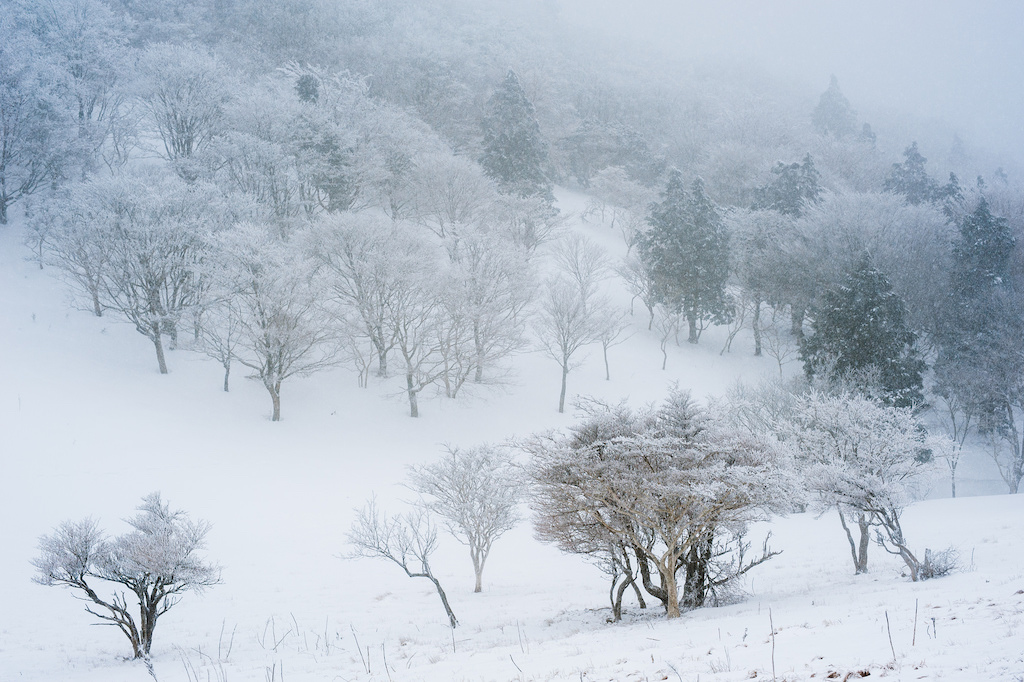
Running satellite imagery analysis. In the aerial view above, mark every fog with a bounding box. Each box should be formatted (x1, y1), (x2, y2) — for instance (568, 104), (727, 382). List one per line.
(560, 0), (1024, 161)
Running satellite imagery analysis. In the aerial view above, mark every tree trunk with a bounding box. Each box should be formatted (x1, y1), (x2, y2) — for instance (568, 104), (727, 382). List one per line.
(663, 564), (681, 618)
(686, 313), (698, 344)
(428, 576), (458, 628)
(91, 290), (103, 317)
(407, 372), (419, 418)
(151, 325), (168, 374)
(752, 300), (762, 356)
(471, 545), (484, 593)
(474, 323), (484, 383)
(0, 197), (7, 225)
(558, 361), (568, 413)
(270, 383), (281, 421)
(683, 531), (712, 610)
(790, 306), (805, 338)
(603, 343), (610, 381)
(634, 546), (667, 608)
(223, 361), (230, 392)
(839, 508), (871, 574)
(857, 514), (870, 573)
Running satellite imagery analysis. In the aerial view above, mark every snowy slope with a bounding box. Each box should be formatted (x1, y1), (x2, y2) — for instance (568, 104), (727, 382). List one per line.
(1, 193), (1021, 682)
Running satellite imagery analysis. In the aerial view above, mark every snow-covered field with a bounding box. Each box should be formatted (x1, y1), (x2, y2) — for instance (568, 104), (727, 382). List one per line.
(1, 193), (1022, 681)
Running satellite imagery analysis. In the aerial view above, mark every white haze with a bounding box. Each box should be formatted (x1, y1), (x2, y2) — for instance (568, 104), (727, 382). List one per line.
(559, 0), (1024, 163)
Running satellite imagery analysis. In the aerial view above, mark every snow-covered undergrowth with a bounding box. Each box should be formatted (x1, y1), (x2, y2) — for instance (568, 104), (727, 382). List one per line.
(1, 191), (1021, 681)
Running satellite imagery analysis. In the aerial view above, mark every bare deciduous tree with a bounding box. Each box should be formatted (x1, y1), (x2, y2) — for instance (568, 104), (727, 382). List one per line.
(33, 493), (220, 660)
(137, 43), (229, 162)
(408, 445), (523, 593)
(347, 499), (458, 628)
(534, 276), (601, 413)
(214, 223), (337, 421)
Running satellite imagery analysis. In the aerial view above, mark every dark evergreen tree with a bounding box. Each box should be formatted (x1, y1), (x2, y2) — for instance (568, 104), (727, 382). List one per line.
(951, 197), (1015, 299)
(480, 70), (552, 201)
(884, 142), (940, 206)
(801, 253), (925, 408)
(932, 198), (1023, 491)
(638, 171), (733, 344)
(812, 75), (857, 138)
(751, 153), (821, 217)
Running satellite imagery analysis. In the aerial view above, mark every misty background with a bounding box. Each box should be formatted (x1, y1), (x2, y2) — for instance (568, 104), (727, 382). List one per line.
(561, 0), (1024, 162)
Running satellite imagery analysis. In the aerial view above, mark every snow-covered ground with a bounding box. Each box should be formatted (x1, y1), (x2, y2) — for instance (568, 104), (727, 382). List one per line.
(1, 193), (1021, 681)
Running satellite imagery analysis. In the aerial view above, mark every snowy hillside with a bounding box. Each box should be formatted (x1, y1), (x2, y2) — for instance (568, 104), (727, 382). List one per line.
(1, 194), (1022, 682)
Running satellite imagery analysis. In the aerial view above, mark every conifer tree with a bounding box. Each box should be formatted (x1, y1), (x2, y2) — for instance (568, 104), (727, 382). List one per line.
(480, 70), (552, 201)
(751, 153), (821, 217)
(812, 75), (857, 138)
(951, 197), (1015, 299)
(801, 253), (925, 408)
(638, 171), (732, 343)
(884, 142), (940, 206)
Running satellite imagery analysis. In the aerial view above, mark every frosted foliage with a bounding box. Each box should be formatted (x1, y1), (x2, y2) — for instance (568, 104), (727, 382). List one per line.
(210, 223), (336, 421)
(783, 392), (950, 580)
(32, 494), (219, 660)
(137, 43), (229, 161)
(785, 393), (939, 512)
(409, 445), (524, 592)
(528, 390), (790, 618)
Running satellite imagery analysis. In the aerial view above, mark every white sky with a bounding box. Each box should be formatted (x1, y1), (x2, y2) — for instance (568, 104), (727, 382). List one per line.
(558, 0), (1024, 162)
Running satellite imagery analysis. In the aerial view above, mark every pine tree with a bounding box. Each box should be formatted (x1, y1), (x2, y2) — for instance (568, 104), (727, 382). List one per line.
(801, 253), (925, 408)
(812, 75), (857, 138)
(884, 142), (940, 205)
(751, 153), (821, 217)
(480, 70), (551, 201)
(638, 171), (732, 343)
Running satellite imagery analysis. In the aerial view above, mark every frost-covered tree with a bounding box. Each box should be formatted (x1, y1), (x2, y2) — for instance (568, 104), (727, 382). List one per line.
(308, 212), (399, 377)
(480, 70), (552, 201)
(16, 0), (132, 164)
(950, 197), (1015, 300)
(527, 390), (785, 618)
(438, 227), (533, 393)
(0, 20), (71, 224)
(408, 445), (524, 592)
(91, 171), (216, 374)
(137, 43), (229, 162)
(383, 230), (447, 417)
(812, 75), (856, 139)
(32, 493), (220, 660)
(884, 142), (941, 206)
(212, 223), (337, 421)
(347, 499), (458, 628)
(933, 197), (1024, 492)
(410, 152), (498, 238)
(637, 171), (733, 343)
(783, 392), (944, 580)
(535, 275), (602, 413)
(751, 153), (821, 217)
(801, 253), (925, 408)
